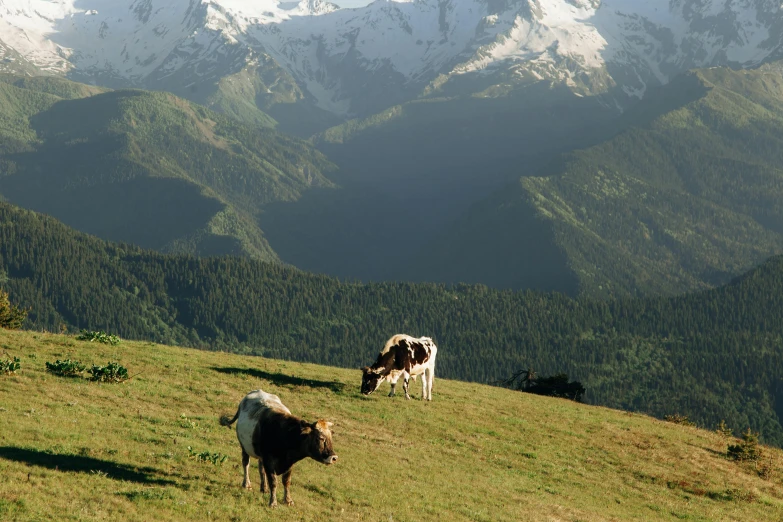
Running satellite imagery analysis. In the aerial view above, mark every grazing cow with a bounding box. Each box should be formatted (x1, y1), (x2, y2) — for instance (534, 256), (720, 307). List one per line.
(361, 334), (437, 400)
(220, 389), (338, 507)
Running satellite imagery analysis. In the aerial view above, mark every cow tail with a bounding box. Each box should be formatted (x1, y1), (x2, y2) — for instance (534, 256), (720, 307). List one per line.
(219, 408), (240, 427)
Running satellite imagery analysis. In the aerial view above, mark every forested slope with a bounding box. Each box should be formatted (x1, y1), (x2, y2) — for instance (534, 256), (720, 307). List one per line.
(1, 203), (782, 445)
(0, 74), (335, 261)
(413, 65), (783, 296)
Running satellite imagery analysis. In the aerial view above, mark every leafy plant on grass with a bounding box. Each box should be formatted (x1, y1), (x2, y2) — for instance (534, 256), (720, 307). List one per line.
(727, 428), (763, 462)
(45, 359), (86, 377)
(76, 330), (121, 345)
(664, 414), (695, 426)
(179, 414), (199, 429)
(88, 362), (129, 383)
(0, 356), (20, 374)
(0, 290), (28, 330)
(187, 446), (228, 466)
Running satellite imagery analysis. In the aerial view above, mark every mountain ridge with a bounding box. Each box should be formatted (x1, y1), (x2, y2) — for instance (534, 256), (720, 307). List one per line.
(284, 63), (783, 297)
(3, 0), (783, 132)
(0, 74), (336, 260)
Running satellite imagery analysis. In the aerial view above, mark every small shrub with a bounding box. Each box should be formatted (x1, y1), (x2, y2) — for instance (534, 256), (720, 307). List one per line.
(76, 330), (121, 345)
(757, 457), (774, 480)
(88, 362), (129, 383)
(727, 428), (762, 462)
(664, 414), (695, 426)
(45, 359), (86, 377)
(187, 446), (228, 466)
(0, 356), (20, 374)
(0, 290), (28, 330)
(715, 420), (733, 438)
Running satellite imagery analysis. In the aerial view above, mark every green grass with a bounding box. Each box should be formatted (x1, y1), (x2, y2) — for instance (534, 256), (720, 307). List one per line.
(0, 329), (781, 521)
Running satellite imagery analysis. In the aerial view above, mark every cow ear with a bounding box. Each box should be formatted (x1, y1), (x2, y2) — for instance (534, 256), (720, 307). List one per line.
(360, 366), (369, 373)
(326, 421), (334, 429)
(301, 424), (313, 435)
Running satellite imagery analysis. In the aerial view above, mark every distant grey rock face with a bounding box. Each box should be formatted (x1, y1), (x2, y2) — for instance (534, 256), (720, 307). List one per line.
(1, 0), (782, 123)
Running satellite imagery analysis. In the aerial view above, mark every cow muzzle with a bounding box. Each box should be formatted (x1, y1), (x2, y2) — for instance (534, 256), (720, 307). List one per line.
(324, 454), (338, 465)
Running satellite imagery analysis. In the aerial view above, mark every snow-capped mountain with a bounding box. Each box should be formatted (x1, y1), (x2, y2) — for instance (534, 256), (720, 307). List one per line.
(1, 0), (782, 124)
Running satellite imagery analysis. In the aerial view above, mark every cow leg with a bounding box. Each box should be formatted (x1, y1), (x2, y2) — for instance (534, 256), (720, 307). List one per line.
(403, 376), (411, 400)
(258, 459), (266, 493)
(427, 367), (435, 401)
(282, 469), (294, 506)
(263, 456), (278, 507)
(420, 371), (427, 400)
(388, 382), (396, 397)
(241, 449), (252, 489)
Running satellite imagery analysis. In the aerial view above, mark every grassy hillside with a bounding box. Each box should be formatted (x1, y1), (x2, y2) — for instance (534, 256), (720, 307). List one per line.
(424, 65), (783, 297)
(0, 74), (336, 261)
(3, 201), (783, 447)
(0, 328), (780, 521)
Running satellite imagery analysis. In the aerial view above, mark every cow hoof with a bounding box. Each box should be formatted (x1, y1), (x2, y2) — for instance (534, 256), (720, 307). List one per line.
(285, 499), (294, 507)
(269, 502), (278, 509)
(405, 395), (411, 401)
(242, 482), (252, 490)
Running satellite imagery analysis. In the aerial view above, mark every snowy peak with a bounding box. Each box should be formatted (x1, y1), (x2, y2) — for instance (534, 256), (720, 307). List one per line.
(1, 0), (782, 120)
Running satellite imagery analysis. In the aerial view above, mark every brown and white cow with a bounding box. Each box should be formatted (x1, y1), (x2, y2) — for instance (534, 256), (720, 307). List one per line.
(360, 334), (437, 400)
(220, 389), (338, 507)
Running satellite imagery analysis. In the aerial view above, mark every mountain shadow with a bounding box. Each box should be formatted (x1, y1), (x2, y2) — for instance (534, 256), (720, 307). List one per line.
(1, 175), (230, 253)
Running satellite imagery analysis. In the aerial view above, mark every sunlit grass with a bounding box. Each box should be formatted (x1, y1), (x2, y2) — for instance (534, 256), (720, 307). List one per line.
(0, 328), (781, 521)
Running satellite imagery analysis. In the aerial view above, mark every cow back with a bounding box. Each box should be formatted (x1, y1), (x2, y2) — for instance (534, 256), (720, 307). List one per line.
(379, 334), (436, 374)
(236, 389), (292, 458)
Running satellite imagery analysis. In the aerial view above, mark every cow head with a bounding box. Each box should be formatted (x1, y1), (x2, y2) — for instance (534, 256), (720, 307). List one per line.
(360, 366), (384, 395)
(304, 420), (338, 465)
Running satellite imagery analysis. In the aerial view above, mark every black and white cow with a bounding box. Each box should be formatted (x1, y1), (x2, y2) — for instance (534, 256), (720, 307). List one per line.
(360, 334), (437, 400)
(220, 389), (338, 507)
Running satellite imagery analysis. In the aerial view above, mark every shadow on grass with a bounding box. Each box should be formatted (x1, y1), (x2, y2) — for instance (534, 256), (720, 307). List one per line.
(212, 367), (346, 392)
(684, 442), (727, 458)
(0, 446), (177, 485)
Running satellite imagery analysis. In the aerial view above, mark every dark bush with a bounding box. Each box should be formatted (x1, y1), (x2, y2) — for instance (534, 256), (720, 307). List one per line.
(499, 368), (585, 402)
